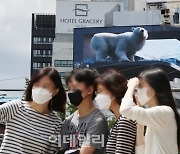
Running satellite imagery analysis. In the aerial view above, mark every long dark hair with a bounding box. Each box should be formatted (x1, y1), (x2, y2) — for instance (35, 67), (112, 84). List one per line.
(24, 67), (66, 113)
(139, 67), (180, 148)
(95, 69), (128, 104)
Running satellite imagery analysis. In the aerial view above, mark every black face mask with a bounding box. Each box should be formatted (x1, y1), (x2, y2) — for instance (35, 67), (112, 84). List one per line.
(68, 89), (83, 106)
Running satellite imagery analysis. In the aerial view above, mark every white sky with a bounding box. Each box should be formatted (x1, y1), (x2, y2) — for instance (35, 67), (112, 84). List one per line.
(0, 0), (56, 91)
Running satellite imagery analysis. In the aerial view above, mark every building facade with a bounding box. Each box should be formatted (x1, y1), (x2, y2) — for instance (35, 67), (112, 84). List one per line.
(53, 0), (180, 86)
(31, 13), (55, 76)
(53, 0), (135, 84)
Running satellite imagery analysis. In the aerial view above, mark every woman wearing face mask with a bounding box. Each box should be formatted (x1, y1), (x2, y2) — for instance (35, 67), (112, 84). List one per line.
(120, 68), (180, 154)
(0, 67), (66, 153)
(95, 69), (137, 154)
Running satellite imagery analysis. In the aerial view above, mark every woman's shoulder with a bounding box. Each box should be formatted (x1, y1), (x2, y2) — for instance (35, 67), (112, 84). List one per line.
(151, 105), (175, 116)
(21, 101), (63, 124)
(115, 116), (136, 137)
(50, 111), (63, 124)
(7, 99), (22, 103)
(155, 105), (173, 111)
(5, 99), (23, 108)
(118, 116), (137, 128)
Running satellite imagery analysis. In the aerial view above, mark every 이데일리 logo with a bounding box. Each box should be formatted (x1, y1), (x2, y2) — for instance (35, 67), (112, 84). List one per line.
(73, 4), (90, 16)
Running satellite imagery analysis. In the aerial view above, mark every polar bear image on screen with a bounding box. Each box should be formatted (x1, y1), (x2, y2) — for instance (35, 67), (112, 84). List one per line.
(91, 27), (148, 62)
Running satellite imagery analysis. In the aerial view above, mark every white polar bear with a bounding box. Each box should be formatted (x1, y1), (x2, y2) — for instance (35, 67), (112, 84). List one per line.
(91, 27), (148, 62)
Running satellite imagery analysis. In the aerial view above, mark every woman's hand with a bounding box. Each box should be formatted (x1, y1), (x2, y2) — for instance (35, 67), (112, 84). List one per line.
(123, 78), (139, 99)
(127, 77), (140, 89)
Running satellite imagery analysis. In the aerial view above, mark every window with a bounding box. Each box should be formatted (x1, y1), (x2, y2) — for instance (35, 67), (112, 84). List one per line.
(33, 50), (37, 56)
(43, 50), (47, 57)
(49, 38), (54, 43)
(44, 37), (49, 43)
(33, 62), (51, 70)
(33, 62), (42, 69)
(54, 60), (73, 67)
(48, 50), (52, 57)
(60, 72), (66, 78)
(42, 63), (46, 67)
(33, 37), (54, 44)
(33, 50), (41, 57)
(43, 62), (51, 67)
(48, 62), (51, 67)
(33, 50), (52, 57)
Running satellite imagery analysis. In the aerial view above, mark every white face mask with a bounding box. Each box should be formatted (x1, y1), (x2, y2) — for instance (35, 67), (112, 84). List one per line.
(95, 94), (112, 110)
(32, 87), (53, 104)
(136, 87), (152, 106)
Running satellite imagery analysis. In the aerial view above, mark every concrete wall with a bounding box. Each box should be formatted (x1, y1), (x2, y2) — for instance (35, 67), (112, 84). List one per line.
(113, 10), (162, 26)
(52, 40), (73, 74)
(134, 0), (146, 11)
